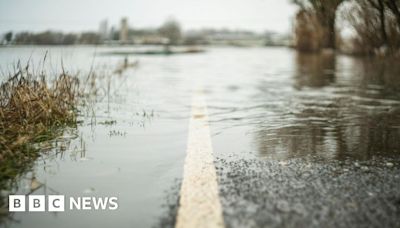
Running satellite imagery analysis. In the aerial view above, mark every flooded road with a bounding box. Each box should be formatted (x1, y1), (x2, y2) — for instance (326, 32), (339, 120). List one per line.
(0, 46), (400, 227)
(203, 49), (400, 160)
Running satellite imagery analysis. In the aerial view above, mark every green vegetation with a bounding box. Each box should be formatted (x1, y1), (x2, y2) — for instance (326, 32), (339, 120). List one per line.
(99, 120), (117, 125)
(158, 19), (182, 45)
(0, 57), (138, 222)
(0, 65), (80, 188)
(13, 31), (101, 45)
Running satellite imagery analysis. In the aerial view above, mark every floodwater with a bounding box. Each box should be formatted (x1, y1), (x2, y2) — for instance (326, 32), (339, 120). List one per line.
(0, 46), (400, 228)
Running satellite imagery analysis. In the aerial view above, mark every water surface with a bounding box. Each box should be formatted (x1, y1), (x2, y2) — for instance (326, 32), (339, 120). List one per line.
(1, 46), (400, 227)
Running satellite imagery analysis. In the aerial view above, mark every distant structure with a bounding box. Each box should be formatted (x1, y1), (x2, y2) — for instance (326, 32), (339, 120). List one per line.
(119, 17), (129, 43)
(98, 19), (109, 40)
(110, 26), (116, 40)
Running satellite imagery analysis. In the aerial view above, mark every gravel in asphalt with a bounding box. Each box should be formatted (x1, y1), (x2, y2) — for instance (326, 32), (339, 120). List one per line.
(215, 156), (400, 228)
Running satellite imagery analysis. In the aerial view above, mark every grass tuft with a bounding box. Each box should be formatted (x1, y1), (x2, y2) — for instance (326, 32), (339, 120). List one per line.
(0, 65), (80, 185)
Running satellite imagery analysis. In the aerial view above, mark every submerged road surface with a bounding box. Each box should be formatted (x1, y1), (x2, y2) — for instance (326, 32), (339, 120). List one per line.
(164, 49), (400, 228)
(1, 46), (400, 228)
(168, 85), (400, 228)
(176, 90), (224, 228)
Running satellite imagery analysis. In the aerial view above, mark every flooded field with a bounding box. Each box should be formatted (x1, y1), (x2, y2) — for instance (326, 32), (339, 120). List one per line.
(1, 46), (400, 227)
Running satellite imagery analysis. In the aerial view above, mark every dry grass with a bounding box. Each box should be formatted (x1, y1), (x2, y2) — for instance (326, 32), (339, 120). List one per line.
(0, 65), (80, 182)
(0, 59), (124, 222)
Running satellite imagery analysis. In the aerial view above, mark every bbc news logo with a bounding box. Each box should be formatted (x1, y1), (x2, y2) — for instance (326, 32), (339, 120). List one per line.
(9, 195), (118, 212)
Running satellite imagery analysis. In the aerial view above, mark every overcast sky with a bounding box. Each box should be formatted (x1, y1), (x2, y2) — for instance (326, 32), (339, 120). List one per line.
(0, 0), (297, 34)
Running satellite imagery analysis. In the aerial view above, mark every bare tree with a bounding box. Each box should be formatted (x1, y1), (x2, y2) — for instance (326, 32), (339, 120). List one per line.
(294, 10), (323, 52)
(343, 0), (400, 55)
(367, 0), (389, 46)
(293, 0), (345, 49)
(385, 0), (400, 31)
(4, 32), (12, 44)
(158, 19), (182, 45)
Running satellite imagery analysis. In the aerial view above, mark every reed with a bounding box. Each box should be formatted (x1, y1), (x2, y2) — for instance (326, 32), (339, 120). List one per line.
(0, 64), (80, 183)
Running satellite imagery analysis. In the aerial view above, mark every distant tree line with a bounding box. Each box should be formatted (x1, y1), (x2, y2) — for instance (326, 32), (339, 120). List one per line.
(1, 18), (279, 47)
(293, 0), (400, 56)
(1, 19), (182, 46)
(128, 19), (183, 45)
(2, 31), (102, 45)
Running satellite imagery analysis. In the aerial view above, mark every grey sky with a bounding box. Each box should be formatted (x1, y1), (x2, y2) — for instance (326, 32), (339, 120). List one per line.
(0, 0), (297, 34)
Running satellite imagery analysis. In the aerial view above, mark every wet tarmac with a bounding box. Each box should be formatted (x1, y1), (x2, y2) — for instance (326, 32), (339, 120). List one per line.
(157, 156), (400, 228)
(154, 48), (400, 227)
(215, 157), (400, 228)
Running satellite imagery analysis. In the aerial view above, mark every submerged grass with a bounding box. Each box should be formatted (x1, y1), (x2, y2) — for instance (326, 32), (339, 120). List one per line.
(0, 56), (138, 221)
(0, 64), (80, 188)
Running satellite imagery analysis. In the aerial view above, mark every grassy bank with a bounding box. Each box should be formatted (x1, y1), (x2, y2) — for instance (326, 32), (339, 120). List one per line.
(0, 65), (80, 189)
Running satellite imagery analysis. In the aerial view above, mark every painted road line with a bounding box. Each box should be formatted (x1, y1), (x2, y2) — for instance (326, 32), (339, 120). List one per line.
(175, 90), (225, 228)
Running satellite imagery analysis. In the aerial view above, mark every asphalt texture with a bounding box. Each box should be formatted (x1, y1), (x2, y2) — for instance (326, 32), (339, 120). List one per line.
(215, 156), (400, 228)
(156, 157), (400, 228)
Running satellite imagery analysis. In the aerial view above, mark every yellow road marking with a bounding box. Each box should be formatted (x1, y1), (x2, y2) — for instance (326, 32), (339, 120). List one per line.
(175, 90), (225, 228)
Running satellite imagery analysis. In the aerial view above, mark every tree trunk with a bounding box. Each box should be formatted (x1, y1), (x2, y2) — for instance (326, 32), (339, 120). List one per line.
(320, 14), (336, 50)
(386, 0), (400, 31)
(378, 0), (389, 46)
(326, 16), (336, 49)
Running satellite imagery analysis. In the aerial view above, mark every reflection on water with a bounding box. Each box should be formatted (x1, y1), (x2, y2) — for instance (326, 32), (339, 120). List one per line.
(1, 46), (400, 227)
(0, 127), (84, 225)
(0, 46), (191, 228)
(254, 53), (400, 160)
(294, 53), (336, 89)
